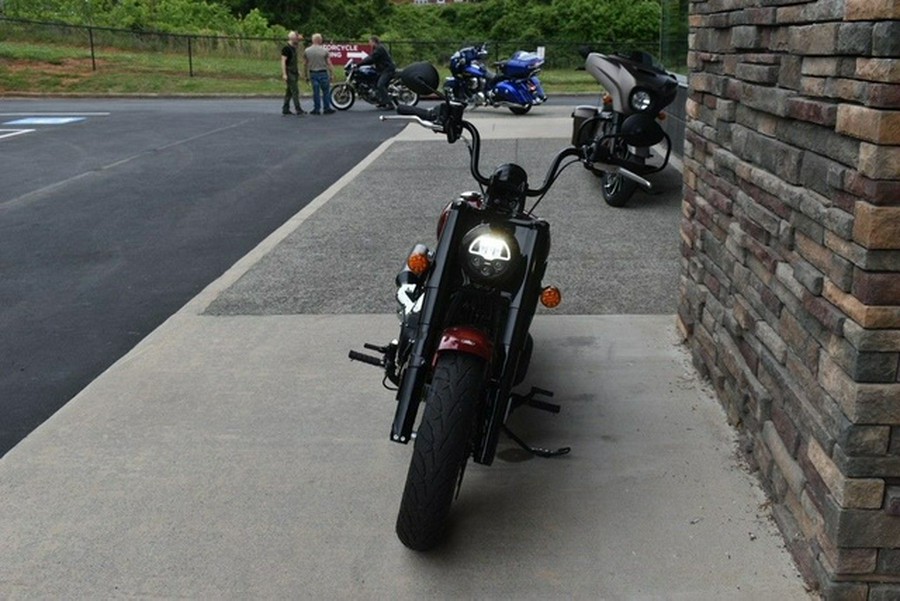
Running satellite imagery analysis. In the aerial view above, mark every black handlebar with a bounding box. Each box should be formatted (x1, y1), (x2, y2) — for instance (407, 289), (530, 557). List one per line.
(458, 119), (583, 197)
(395, 100), (589, 202)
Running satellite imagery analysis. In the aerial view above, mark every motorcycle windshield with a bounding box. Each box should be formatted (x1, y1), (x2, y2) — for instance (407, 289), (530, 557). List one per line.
(511, 51), (543, 66)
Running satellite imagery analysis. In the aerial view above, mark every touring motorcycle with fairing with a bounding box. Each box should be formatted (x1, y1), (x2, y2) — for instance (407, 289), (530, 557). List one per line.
(348, 62), (657, 551)
(574, 48), (678, 206)
(444, 44), (547, 115)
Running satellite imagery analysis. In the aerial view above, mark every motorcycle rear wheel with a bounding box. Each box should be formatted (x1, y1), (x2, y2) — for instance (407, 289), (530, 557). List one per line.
(329, 84), (355, 111)
(508, 104), (532, 115)
(392, 83), (419, 107)
(396, 352), (485, 551)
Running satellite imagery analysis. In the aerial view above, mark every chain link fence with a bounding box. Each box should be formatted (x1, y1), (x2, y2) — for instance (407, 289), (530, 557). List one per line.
(1, 16), (686, 83)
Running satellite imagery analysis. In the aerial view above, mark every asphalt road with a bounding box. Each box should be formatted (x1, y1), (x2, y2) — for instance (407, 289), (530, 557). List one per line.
(0, 98), (406, 456)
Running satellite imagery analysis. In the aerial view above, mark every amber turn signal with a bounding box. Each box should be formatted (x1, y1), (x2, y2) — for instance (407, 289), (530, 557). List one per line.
(602, 93), (613, 106)
(657, 112), (667, 121)
(407, 252), (431, 276)
(540, 286), (562, 308)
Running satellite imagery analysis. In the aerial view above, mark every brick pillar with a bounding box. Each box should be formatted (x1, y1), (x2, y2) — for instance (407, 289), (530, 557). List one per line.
(679, 1), (900, 599)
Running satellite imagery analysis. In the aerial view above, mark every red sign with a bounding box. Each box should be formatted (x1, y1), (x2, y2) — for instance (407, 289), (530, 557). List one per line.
(325, 43), (373, 66)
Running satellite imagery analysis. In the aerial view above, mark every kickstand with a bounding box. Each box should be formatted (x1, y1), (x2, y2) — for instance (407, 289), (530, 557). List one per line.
(502, 425), (571, 458)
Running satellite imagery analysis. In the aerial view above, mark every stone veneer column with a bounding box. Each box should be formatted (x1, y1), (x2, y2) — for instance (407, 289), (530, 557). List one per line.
(679, 0), (899, 598)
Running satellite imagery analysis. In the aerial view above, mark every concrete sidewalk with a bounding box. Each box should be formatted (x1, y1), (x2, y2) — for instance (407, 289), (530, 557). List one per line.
(0, 108), (811, 600)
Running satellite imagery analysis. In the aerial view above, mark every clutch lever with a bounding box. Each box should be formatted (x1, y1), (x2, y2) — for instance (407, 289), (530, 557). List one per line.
(616, 167), (652, 190)
(586, 139), (653, 190)
(379, 114), (443, 133)
(588, 160), (652, 190)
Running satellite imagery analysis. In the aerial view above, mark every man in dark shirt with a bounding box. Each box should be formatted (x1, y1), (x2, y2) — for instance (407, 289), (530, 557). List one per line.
(360, 35), (396, 109)
(281, 31), (306, 115)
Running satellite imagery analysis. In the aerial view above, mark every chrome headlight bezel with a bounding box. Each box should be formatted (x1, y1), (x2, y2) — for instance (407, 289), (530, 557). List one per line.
(460, 224), (521, 285)
(629, 88), (653, 113)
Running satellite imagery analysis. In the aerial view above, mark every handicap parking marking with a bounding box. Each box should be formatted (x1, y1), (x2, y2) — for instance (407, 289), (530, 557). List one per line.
(3, 117), (86, 126)
(0, 129), (36, 140)
(0, 112), (109, 141)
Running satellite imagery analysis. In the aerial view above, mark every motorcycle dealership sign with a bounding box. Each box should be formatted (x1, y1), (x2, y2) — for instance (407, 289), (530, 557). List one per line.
(325, 43), (373, 66)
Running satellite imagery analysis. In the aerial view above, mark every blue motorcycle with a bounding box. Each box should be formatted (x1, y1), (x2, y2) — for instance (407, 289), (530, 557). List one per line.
(444, 44), (547, 115)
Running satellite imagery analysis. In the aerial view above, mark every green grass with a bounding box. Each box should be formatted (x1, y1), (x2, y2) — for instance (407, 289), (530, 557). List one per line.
(0, 40), (602, 96)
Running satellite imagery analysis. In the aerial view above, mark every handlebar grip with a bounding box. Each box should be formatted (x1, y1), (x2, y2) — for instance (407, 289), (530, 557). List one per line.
(396, 104), (439, 122)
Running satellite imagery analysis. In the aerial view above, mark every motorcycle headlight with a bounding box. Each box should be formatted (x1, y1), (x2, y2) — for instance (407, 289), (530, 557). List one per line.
(460, 224), (520, 284)
(629, 89), (653, 112)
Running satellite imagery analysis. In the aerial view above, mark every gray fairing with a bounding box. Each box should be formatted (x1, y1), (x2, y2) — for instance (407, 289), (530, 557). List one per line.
(584, 52), (678, 116)
(585, 52), (637, 114)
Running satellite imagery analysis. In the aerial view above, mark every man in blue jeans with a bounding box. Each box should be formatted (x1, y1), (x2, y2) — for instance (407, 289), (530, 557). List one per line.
(304, 33), (335, 115)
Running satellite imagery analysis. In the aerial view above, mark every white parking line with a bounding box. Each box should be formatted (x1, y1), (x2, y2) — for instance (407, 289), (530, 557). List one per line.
(0, 129), (35, 140)
(0, 112), (111, 117)
(4, 117), (86, 125)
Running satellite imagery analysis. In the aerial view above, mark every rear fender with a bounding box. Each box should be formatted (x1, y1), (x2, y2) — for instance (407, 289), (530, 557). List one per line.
(434, 326), (493, 365)
(528, 76), (547, 102)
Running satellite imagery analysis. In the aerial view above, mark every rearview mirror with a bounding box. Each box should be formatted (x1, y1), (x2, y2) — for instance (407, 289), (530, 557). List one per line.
(400, 62), (440, 97)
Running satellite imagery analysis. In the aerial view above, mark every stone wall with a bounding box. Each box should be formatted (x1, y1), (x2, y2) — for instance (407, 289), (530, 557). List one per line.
(679, 0), (899, 598)
(662, 77), (690, 158)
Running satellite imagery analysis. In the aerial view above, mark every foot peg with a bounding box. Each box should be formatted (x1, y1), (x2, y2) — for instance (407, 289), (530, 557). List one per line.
(348, 349), (384, 367)
(504, 387), (570, 458)
(348, 342), (396, 369)
(502, 425), (571, 458)
(511, 386), (561, 414)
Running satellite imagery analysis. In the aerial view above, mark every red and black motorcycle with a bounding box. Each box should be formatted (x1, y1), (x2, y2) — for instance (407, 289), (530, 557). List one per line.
(349, 63), (659, 551)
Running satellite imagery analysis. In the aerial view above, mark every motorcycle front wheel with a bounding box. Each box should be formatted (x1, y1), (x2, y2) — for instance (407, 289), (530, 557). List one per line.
(329, 84), (355, 111)
(396, 352), (485, 551)
(600, 120), (639, 207)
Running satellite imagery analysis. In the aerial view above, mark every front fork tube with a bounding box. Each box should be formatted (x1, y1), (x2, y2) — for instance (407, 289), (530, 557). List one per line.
(476, 230), (548, 466)
(390, 207), (463, 444)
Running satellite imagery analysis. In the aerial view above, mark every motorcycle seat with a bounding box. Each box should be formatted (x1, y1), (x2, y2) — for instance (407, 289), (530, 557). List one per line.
(484, 68), (503, 86)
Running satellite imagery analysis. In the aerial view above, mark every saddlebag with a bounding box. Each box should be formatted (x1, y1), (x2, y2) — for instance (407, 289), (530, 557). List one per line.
(571, 105), (600, 146)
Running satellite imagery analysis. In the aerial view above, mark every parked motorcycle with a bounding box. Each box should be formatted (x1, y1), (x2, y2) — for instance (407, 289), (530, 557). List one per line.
(329, 60), (419, 110)
(348, 62), (654, 551)
(574, 48), (678, 207)
(444, 43), (547, 115)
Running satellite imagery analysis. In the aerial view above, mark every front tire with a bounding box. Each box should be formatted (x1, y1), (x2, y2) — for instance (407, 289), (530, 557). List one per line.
(601, 171), (639, 207)
(600, 120), (639, 207)
(329, 84), (355, 111)
(396, 352), (485, 551)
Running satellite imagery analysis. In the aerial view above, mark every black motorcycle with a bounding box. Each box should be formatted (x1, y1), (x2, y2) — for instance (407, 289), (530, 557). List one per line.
(574, 48), (678, 207)
(329, 61), (419, 110)
(349, 63), (657, 550)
